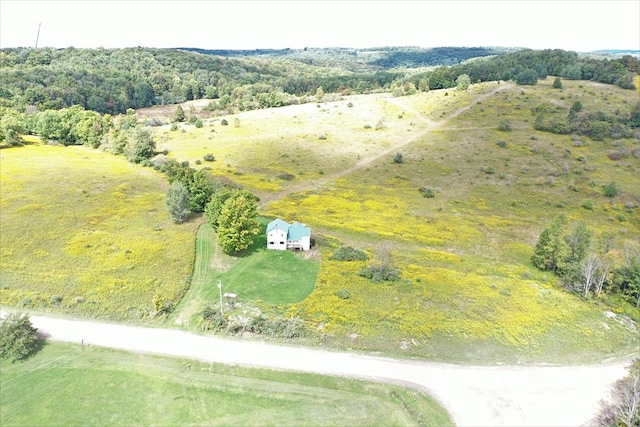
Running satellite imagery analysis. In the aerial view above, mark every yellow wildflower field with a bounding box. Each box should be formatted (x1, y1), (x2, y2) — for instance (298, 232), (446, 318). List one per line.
(0, 144), (198, 319)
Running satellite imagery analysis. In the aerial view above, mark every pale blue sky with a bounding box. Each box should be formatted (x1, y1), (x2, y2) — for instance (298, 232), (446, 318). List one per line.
(1, 1), (639, 52)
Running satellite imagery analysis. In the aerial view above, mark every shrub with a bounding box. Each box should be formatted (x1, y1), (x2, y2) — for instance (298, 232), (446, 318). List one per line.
(604, 182), (618, 197)
(220, 119), (228, 126)
(498, 119), (512, 132)
(581, 199), (594, 210)
(203, 153), (216, 162)
(483, 166), (495, 174)
(249, 316), (307, 338)
(195, 119), (203, 128)
(336, 289), (350, 299)
(170, 123), (178, 131)
(596, 359), (639, 427)
(496, 140), (508, 148)
(199, 305), (225, 331)
(0, 313), (40, 363)
(330, 246), (369, 261)
(420, 186), (436, 198)
(393, 152), (404, 164)
(358, 265), (401, 283)
(277, 173), (295, 181)
(363, 124), (372, 129)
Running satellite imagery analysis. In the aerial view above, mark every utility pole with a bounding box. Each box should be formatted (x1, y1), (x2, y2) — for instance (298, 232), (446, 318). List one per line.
(217, 280), (223, 315)
(35, 23), (41, 48)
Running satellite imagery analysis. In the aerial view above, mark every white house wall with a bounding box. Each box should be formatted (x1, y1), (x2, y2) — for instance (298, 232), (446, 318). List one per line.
(267, 229), (287, 250)
(301, 236), (311, 251)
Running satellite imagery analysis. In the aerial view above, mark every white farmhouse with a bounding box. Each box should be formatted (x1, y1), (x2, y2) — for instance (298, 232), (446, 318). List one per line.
(266, 218), (311, 251)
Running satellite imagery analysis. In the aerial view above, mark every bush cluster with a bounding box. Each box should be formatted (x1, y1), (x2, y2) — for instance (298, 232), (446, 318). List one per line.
(199, 306), (307, 338)
(358, 265), (401, 283)
(330, 246), (369, 261)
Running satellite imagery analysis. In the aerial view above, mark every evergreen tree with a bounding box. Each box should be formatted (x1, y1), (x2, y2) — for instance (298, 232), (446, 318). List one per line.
(531, 215), (570, 274)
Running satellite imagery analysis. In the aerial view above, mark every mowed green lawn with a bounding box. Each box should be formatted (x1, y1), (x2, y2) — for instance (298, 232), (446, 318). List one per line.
(0, 342), (453, 427)
(212, 218), (319, 304)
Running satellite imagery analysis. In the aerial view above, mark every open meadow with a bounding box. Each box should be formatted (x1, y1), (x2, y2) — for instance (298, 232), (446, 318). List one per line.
(0, 341), (452, 426)
(1, 78), (638, 364)
(0, 144), (198, 319)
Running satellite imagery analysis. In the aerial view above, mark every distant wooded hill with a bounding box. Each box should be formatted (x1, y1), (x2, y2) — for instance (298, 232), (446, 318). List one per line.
(0, 46), (638, 115)
(175, 46), (514, 70)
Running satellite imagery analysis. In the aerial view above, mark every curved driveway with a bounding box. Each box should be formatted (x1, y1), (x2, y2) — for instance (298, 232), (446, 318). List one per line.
(25, 314), (633, 427)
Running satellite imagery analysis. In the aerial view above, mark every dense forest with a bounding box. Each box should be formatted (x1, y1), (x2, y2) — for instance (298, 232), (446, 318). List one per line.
(0, 46), (638, 118)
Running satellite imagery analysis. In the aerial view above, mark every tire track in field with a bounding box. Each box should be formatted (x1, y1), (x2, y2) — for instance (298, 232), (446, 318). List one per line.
(257, 82), (514, 209)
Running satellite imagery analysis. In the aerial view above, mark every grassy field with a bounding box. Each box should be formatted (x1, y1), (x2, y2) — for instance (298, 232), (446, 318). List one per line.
(2, 78), (638, 364)
(259, 79), (640, 362)
(0, 341), (453, 426)
(0, 144), (198, 320)
(163, 79), (639, 363)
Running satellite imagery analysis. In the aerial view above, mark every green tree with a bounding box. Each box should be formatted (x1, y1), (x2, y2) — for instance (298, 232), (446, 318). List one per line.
(188, 169), (215, 212)
(125, 128), (156, 163)
(532, 216), (592, 277)
(456, 74), (471, 90)
(0, 110), (26, 146)
(552, 77), (563, 89)
(217, 194), (260, 254)
(531, 215), (570, 274)
(515, 69), (538, 85)
(315, 86), (325, 102)
(205, 187), (237, 231)
(566, 221), (592, 265)
(166, 181), (191, 223)
(172, 105), (186, 122)
(0, 313), (40, 363)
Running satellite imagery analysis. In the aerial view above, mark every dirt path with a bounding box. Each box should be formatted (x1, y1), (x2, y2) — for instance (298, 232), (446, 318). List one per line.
(22, 313), (632, 427)
(258, 83), (513, 208)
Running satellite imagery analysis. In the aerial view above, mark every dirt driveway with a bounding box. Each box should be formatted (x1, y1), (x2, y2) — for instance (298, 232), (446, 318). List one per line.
(24, 314), (633, 427)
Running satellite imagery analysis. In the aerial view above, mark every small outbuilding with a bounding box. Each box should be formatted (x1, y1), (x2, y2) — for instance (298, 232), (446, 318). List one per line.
(266, 218), (311, 251)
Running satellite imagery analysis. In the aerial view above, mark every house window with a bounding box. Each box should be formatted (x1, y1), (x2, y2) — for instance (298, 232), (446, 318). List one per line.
(279, 241), (285, 245)
(269, 241), (275, 245)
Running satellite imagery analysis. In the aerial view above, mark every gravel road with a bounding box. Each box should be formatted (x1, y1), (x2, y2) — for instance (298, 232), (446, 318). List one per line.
(22, 314), (634, 427)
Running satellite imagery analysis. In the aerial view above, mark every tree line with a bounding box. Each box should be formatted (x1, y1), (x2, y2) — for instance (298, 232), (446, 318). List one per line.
(1, 47), (637, 118)
(532, 215), (640, 309)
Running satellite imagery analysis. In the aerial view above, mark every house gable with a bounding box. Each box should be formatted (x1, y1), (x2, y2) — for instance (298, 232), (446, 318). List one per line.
(266, 219), (311, 251)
